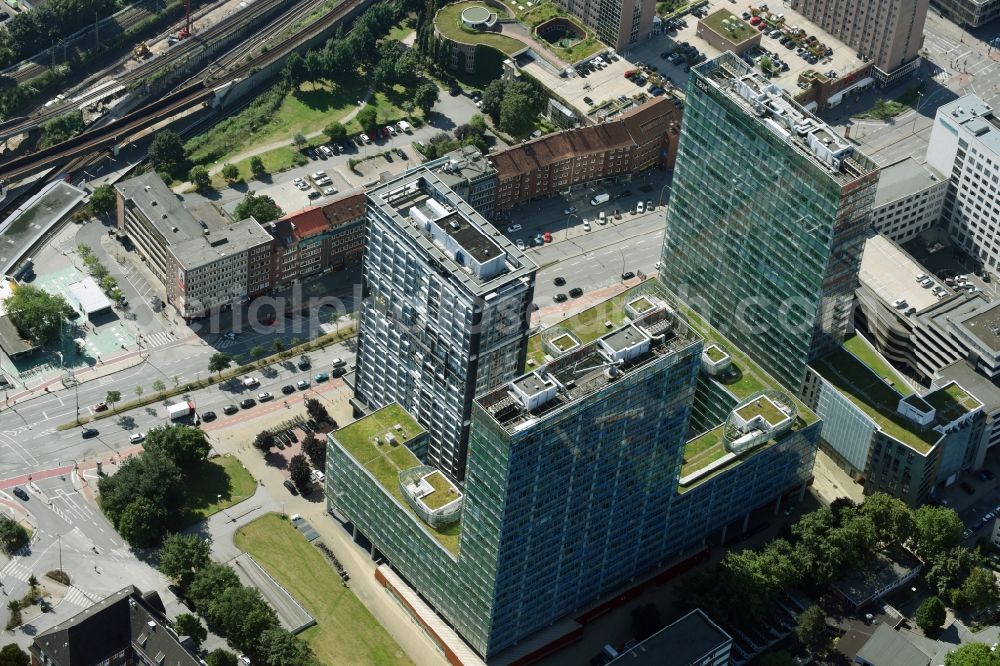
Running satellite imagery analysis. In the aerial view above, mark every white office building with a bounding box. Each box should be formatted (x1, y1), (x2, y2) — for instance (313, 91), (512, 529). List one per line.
(356, 170), (537, 480)
(870, 157), (947, 244)
(926, 95), (1000, 272)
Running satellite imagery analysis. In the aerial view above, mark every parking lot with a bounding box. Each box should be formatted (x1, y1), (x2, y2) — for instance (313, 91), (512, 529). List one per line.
(621, 0), (863, 96)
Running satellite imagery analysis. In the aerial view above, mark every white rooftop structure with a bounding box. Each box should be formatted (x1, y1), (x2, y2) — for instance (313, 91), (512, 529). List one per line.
(68, 277), (113, 316)
(859, 234), (940, 313)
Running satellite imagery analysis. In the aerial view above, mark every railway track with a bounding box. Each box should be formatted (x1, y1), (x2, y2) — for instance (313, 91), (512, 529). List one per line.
(0, 0), (371, 183)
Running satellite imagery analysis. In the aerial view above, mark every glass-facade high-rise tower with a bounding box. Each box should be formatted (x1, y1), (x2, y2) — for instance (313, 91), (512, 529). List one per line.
(355, 170), (536, 480)
(659, 52), (880, 391)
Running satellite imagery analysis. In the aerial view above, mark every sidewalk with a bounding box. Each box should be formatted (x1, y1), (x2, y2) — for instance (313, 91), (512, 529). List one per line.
(3, 350), (147, 409)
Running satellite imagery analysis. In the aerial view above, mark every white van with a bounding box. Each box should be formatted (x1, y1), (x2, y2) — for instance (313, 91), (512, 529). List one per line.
(312, 469), (326, 483)
(598, 211), (607, 224)
(590, 193), (610, 206)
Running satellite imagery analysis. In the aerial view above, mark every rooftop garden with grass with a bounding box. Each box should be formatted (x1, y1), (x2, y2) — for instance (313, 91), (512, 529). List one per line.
(842, 335), (912, 396)
(421, 471), (461, 510)
(812, 346), (940, 453)
(925, 382), (981, 423)
(334, 404), (461, 554)
(680, 426), (728, 478)
(701, 10), (755, 44)
(736, 397), (788, 427)
(705, 345), (727, 363)
(434, 1), (526, 55)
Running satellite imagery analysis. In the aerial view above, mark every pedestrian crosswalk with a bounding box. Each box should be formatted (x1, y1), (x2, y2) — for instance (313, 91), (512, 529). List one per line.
(63, 586), (93, 607)
(142, 331), (175, 349)
(1, 559), (32, 583)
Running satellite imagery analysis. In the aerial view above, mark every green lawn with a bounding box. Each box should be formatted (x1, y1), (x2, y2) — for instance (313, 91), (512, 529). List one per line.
(843, 335), (912, 396)
(387, 17), (417, 42)
(680, 427), (727, 477)
(434, 2), (526, 55)
(234, 514), (414, 666)
(181, 455), (256, 522)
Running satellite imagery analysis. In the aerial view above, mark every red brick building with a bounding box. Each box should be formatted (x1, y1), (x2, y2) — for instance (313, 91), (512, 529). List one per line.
(266, 189), (366, 288)
(490, 97), (682, 211)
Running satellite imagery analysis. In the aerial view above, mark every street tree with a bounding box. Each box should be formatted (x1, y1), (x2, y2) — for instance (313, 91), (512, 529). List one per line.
(153, 379), (166, 394)
(89, 184), (116, 215)
(953, 567), (1000, 612)
(206, 586), (279, 654)
(272, 339), (284, 355)
(795, 605), (828, 654)
(250, 156), (266, 178)
(135, 385), (144, 400)
(255, 627), (316, 666)
(173, 613), (207, 648)
(915, 596), (946, 635)
(301, 433), (325, 469)
(188, 563), (241, 612)
(289, 454), (312, 495)
(205, 649), (238, 666)
(414, 83), (438, 115)
(480, 79), (506, 121)
(924, 546), (983, 598)
(253, 432), (276, 453)
(250, 345), (265, 361)
(149, 130), (188, 179)
(293, 132), (307, 148)
(305, 398), (328, 424)
(0, 515), (29, 555)
(860, 493), (915, 549)
(105, 390), (122, 412)
(945, 643), (1000, 665)
(209, 352), (234, 377)
(222, 163), (240, 183)
(914, 506), (965, 561)
(117, 497), (168, 548)
(143, 425), (210, 469)
(158, 533), (211, 589)
(0, 643), (30, 666)
(97, 449), (183, 530)
(3, 284), (72, 345)
(323, 122), (347, 142)
(189, 165), (211, 190)
(357, 105), (379, 133)
(234, 193), (282, 224)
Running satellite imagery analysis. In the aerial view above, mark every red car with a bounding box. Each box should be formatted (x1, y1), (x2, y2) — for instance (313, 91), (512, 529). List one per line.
(543, 232), (552, 243)
(93, 402), (108, 412)
(749, 16), (761, 25)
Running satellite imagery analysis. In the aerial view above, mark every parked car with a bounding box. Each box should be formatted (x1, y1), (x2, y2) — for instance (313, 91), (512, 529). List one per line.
(542, 231), (552, 243)
(621, 271), (635, 280)
(258, 391), (274, 402)
(240, 398), (256, 409)
(569, 287), (584, 298)
(93, 402), (108, 412)
(82, 427), (98, 438)
(129, 432), (145, 444)
(315, 372), (330, 383)
(281, 385), (296, 395)
(283, 479), (299, 496)
(507, 224), (522, 233)
(297, 379), (310, 390)
(223, 404), (239, 415)
(553, 293), (567, 303)
(554, 276), (566, 286)
(516, 238), (525, 250)
(12, 487), (29, 501)
(201, 410), (217, 422)
(564, 206), (577, 215)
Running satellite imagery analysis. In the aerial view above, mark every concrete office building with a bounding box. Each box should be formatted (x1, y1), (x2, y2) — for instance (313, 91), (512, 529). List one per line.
(354, 170), (537, 480)
(803, 336), (986, 506)
(854, 233), (998, 382)
(789, 0), (928, 84)
(555, 0), (655, 51)
(935, 360), (1000, 452)
(927, 95), (1000, 271)
(870, 158), (947, 244)
(932, 0), (1000, 26)
(660, 52), (880, 392)
(329, 281), (821, 660)
(115, 173), (273, 319)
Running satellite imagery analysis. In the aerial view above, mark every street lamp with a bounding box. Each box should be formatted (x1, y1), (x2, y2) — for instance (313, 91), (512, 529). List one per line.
(910, 90), (925, 135)
(217, 494), (232, 522)
(659, 183), (673, 207)
(564, 213), (580, 239)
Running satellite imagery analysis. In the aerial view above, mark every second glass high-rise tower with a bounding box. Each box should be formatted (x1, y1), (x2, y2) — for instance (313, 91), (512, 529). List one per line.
(659, 52), (880, 391)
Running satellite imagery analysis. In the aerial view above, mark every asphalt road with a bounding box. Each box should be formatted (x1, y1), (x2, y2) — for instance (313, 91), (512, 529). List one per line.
(0, 340), (356, 481)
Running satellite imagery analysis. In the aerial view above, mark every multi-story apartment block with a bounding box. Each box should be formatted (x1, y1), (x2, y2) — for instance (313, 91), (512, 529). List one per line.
(265, 190), (366, 288)
(354, 170), (537, 480)
(927, 95), (1000, 272)
(870, 157), (947, 244)
(855, 233), (1000, 383)
(491, 97), (682, 211)
(418, 146), (498, 219)
(115, 173), (273, 319)
(555, 0), (655, 51)
(803, 335), (986, 506)
(789, 0), (928, 84)
(660, 52), (880, 392)
(329, 281), (820, 660)
(932, 0), (1000, 26)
